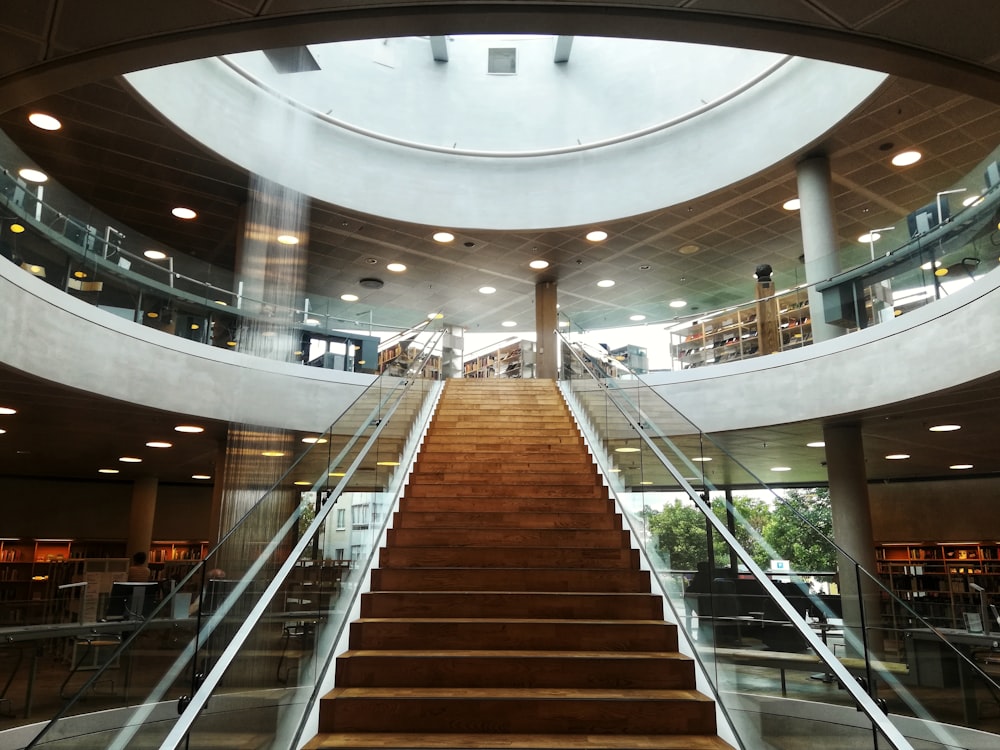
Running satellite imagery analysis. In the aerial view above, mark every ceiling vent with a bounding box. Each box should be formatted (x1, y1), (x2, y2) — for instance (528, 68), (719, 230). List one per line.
(359, 278), (384, 289)
(488, 48), (517, 75)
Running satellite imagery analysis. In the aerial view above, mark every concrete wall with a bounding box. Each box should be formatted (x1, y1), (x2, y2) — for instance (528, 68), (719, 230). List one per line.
(0, 256), (376, 433)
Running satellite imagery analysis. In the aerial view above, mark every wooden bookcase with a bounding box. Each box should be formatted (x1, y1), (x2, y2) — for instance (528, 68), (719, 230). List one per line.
(671, 289), (812, 369)
(876, 541), (1000, 630)
(463, 339), (535, 379)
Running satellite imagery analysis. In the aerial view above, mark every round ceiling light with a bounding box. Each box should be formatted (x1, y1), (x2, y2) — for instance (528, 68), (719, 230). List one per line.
(929, 424), (961, 432)
(782, 198), (801, 211)
(145, 441), (172, 448)
(144, 249), (167, 260)
(302, 437), (329, 444)
(261, 450), (286, 457)
(806, 441), (826, 448)
(669, 300), (687, 309)
(428, 313), (444, 320)
(771, 466), (792, 472)
(885, 453), (911, 460)
(277, 234), (299, 245)
(478, 286), (496, 294)
(950, 464), (974, 470)
(98, 468), (120, 474)
(891, 150), (922, 167)
(858, 232), (882, 243)
(341, 293), (359, 302)
(433, 231), (455, 243)
(386, 263), (407, 272)
(586, 230), (608, 242)
(18, 168), (48, 183)
(629, 314), (646, 321)
(529, 260), (549, 270)
(0, 407), (17, 415)
(174, 424), (205, 433)
(119, 456), (142, 463)
(9, 223), (25, 233)
(678, 244), (700, 255)
(28, 112), (62, 130)
(501, 320), (517, 327)
(597, 279), (615, 288)
(172, 206), (197, 220)
(192, 474), (212, 480)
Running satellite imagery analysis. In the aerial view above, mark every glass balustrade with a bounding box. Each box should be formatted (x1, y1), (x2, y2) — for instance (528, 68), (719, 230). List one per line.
(16, 334), (443, 749)
(558, 334), (1000, 749)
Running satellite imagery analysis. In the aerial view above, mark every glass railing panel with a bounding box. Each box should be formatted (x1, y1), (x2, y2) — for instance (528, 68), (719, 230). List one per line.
(19, 365), (439, 748)
(560, 352), (1000, 747)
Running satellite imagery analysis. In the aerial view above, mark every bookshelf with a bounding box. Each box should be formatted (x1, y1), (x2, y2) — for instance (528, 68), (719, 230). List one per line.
(671, 288), (811, 368)
(876, 541), (1000, 629)
(463, 339), (535, 379)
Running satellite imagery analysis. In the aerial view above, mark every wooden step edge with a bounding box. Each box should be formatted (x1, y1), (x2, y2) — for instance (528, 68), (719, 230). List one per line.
(325, 687), (712, 701)
(304, 733), (732, 750)
(353, 617), (672, 626)
(341, 648), (689, 660)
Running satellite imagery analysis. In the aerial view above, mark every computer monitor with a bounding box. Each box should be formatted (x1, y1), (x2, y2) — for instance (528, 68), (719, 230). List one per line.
(105, 581), (159, 621)
(201, 579), (237, 615)
(985, 161), (1000, 190)
(906, 200), (951, 237)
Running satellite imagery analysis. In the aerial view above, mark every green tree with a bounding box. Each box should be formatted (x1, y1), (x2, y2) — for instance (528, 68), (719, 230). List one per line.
(762, 488), (836, 572)
(647, 499), (711, 571)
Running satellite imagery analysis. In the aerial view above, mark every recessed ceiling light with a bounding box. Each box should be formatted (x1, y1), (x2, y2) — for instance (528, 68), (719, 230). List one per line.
(640, 481), (654, 486)
(146, 311), (159, 319)
(963, 194), (985, 207)
(629, 314), (646, 322)
(479, 286), (497, 294)
(261, 450), (285, 457)
(226, 341), (237, 347)
(558, 320), (570, 327)
(891, 150), (922, 167)
(678, 244), (700, 255)
(144, 249), (167, 260)
(586, 230), (608, 242)
(386, 262), (407, 272)
(920, 261), (942, 270)
(172, 207), (197, 220)
(145, 441), (172, 448)
(9, 223), (25, 234)
(377, 461), (400, 466)
(428, 312), (444, 320)
(950, 464), (974, 470)
(597, 279), (615, 288)
(858, 232), (882, 243)
(934, 267), (949, 277)
(692, 456), (712, 462)
(98, 468), (120, 474)
(0, 407), (16, 415)
(294, 481), (312, 486)
(18, 168), (48, 183)
(214, 300), (228, 306)
(806, 441), (826, 448)
(302, 437), (329, 444)
(433, 231), (455, 243)
(192, 474), (212, 480)
(174, 425), (205, 433)
(885, 453), (911, 460)
(329, 472), (346, 477)
(73, 270), (88, 279)
(615, 447), (641, 453)
(341, 293), (359, 302)
(782, 198), (801, 211)
(928, 424), (961, 432)
(771, 466), (792, 472)
(119, 456), (142, 463)
(669, 300), (687, 309)
(28, 112), (62, 131)
(277, 234), (299, 245)
(501, 320), (517, 327)
(529, 260), (549, 270)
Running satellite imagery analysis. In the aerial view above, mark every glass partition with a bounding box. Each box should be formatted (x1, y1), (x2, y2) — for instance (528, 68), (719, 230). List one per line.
(19, 339), (442, 749)
(559, 335), (1000, 749)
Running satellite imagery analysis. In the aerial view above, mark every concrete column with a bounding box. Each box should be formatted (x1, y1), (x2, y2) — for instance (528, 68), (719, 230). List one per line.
(796, 156), (845, 343)
(535, 281), (558, 380)
(823, 423), (883, 658)
(127, 476), (158, 560)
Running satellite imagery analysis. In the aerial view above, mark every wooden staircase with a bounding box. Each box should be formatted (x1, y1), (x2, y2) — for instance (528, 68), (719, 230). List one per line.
(306, 379), (732, 750)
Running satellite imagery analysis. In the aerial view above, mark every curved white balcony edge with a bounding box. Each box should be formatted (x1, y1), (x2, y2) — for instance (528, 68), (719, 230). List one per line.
(0, 256), (376, 433)
(643, 270), (1000, 433)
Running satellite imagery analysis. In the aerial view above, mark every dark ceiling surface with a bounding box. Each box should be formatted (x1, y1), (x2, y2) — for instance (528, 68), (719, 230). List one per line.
(1, 2), (1000, 490)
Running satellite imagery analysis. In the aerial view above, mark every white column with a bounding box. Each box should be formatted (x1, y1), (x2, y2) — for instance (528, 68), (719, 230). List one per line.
(797, 156), (845, 342)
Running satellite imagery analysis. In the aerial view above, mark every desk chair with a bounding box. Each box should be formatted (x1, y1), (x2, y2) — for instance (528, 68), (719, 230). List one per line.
(59, 634), (121, 698)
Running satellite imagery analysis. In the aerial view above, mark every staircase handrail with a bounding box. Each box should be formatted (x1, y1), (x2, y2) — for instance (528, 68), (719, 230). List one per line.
(557, 333), (915, 749)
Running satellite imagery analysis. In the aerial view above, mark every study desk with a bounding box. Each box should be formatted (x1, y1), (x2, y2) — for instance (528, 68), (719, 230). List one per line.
(906, 627), (1000, 723)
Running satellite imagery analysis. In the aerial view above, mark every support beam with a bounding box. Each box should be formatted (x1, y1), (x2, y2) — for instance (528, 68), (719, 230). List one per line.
(430, 36), (449, 62)
(554, 35), (574, 63)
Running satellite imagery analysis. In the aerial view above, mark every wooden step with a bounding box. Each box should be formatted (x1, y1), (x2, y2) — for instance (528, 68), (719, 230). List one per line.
(360, 592), (663, 619)
(407, 471), (602, 486)
(348, 618), (678, 651)
(370, 567), (651, 592)
(318, 687), (716, 734)
(405, 484), (607, 499)
(391, 510), (621, 529)
(413, 455), (596, 469)
(398, 496), (616, 514)
(376, 546), (638, 569)
(385, 528), (630, 549)
(335, 649), (693, 689)
(305, 732), (733, 750)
